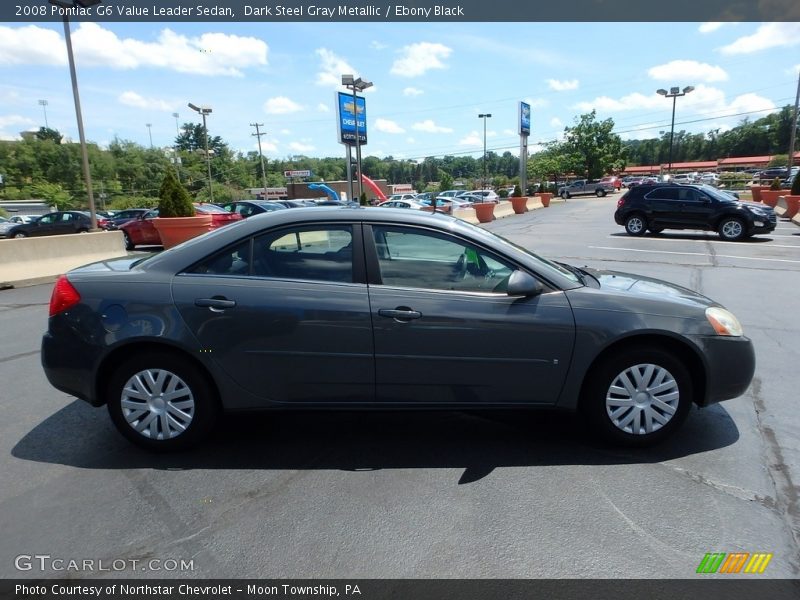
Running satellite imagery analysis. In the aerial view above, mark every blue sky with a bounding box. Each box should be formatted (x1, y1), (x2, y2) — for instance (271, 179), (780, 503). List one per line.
(1, 21), (799, 161)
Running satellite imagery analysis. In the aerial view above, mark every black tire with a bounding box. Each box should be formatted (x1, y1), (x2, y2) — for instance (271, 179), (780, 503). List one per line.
(595, 189), (606, 197)
(123, 231), (134, 251)
(13, 232), (27, 239)
(77, 229), (89, 234)
(718, 217), (746, 241)
(106, 352), (218, 451)
(561, 191), (570, 199)
(582, 347), (692, 446)
(624, 213), (647, 236)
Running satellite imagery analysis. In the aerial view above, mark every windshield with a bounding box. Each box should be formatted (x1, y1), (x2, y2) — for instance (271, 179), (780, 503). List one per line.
(697, 184), (736, 202)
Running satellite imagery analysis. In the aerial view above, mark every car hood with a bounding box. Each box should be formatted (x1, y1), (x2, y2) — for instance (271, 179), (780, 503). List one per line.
(586, 268), (715, 307)
(737, 200), (773, 211)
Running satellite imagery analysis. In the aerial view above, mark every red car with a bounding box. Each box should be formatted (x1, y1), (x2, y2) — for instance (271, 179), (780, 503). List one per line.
(119, 204), (242, 250)
(599, 176), (622, 190)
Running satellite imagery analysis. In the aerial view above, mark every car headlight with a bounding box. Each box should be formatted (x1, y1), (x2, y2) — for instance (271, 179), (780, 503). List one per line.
(746, 205), (767, 215)
(706, 307), (743, 337)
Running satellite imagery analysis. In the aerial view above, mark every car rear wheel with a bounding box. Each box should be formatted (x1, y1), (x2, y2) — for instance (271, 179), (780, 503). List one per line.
(583, 347), (692, 446)
(718, 218), (746, 241)
(595, 189), (606, 197)
(106, 352), (218, 451)
(123, 231), (134, 251)
(13, 232), (27, 238)
(624, 214), (647, 236)
(561, 191), (570, 199)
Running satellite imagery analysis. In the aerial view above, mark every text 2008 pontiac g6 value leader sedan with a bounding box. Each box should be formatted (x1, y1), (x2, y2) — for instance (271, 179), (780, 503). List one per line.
(42, 208), (755, 451)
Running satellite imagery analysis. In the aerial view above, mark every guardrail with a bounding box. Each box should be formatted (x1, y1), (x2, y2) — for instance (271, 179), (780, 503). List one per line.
(0, 231), (127, 287)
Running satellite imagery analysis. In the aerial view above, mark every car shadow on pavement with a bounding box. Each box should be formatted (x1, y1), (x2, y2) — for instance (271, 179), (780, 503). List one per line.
(11, 401), (739, 484)
(608, 232), (774, 243)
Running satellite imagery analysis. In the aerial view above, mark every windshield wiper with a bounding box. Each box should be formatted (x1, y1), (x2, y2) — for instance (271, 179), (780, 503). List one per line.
(555, 261), (586, 285)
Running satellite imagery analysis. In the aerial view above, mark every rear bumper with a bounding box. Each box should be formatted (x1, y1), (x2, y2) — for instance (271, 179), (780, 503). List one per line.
(41, 331), (103, 406)
(692, 335), (755, 406)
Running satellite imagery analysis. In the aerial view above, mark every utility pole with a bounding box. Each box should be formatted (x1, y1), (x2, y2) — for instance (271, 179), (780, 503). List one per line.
(251, 122), (268, 197)
(787, 69), (800, 179)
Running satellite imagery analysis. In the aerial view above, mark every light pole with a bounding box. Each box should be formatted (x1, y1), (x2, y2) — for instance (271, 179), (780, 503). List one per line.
(657, 86), (694, 174)
(787, 69), (800, 179)
(38, 99), (49, 129)
(48, 0), (102, 231)
(251, 122), (268, 197)
(188, 102), (213, 202)
(478, 113), (492, 190)
(172, 112), (180, 137)
(146, 123), (153, 148)
(342, 74), (372, 202)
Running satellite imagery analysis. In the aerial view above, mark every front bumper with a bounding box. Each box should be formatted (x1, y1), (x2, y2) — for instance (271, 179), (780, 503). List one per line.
(692, 334), (755, 406)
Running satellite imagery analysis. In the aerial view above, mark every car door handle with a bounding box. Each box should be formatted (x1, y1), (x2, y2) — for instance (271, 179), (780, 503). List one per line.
(195, 298), (236, 312)
(378, 308), (422, 321)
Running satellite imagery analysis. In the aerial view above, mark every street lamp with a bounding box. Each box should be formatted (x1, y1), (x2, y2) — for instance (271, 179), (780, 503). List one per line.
(478, 113), (492, 190)
(342, 74), (372, 202)
(657, 86), (694, 174)
(188, 102), (214, 202)
(38, 100), (49, 129)
(48, 0), (102, 231)
(146, 123), (153, 148)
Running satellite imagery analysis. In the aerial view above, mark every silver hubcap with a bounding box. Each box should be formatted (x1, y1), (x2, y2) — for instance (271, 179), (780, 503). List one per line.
(121, 369), (195, 440)
(606, 363), (679, 435)
(627, 217), (644, 233)
(722, 221), (742, 238)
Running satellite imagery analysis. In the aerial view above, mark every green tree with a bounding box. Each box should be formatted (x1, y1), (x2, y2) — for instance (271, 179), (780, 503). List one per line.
(29, 182), (73, 210)
(35, 127), (63, 144)
(561, 110), (626, 180)
(158, 168), (195, 217)
(438, 171), (453, 193)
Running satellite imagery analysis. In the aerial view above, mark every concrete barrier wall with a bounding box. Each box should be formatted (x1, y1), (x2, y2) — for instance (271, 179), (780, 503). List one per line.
(452, 207), (479, 224)
(774, 195), (787, 217)
(526, 198), (544, 210)
(0, 231), (127, 286)
(493, 202), (516, 219)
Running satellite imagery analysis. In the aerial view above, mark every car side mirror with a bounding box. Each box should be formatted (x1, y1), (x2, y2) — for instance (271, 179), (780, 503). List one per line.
(507, 270), (543, 297)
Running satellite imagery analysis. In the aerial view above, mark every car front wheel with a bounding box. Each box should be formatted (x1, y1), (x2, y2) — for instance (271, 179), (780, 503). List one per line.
(583, 347), (692, 446)
(123, 231), (134, 251)
(106, 352), (218, 451)
(718, 217), (746, 241)
(595, 189), (606, 197)
(624, 214), (647, 236)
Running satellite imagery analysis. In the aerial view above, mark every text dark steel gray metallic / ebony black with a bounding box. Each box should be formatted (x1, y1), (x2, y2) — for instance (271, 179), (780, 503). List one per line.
(4, 0), (800, 22)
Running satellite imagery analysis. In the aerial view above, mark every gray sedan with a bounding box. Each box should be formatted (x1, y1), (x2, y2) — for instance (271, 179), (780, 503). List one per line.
(41, 208), (754, 451)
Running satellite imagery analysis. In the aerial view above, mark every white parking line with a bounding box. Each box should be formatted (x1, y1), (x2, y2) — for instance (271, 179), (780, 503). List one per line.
(607, 236), (800, 249)
(589, 246), (800, 264)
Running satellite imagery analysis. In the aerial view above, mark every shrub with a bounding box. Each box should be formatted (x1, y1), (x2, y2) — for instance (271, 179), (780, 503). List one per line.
(498, 189), (509, 199)
(359, 192), (367, 206)
(158, 168), (195, 217)
(513, 184), (522, 197)
(792, 173), (800, 196)
(770, 177), (782, 191)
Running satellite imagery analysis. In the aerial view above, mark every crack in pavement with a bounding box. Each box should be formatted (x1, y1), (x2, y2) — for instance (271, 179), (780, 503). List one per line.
(750, 376), (800, 574)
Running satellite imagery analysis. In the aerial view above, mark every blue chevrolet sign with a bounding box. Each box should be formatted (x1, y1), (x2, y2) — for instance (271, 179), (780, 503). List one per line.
(337, 91), (367, 145)
(520, 101), (531, 136)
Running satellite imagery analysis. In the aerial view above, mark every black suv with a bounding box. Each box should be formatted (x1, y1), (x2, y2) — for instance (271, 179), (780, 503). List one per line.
(0, 211), (93, 239)
(614, 183), (776, 241)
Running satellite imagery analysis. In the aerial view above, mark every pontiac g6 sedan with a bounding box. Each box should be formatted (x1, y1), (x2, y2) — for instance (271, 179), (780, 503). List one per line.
(42, 208), (755, 451)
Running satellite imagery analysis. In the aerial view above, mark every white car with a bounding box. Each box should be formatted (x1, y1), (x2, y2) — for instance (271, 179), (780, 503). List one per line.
(8, 214), (41, 224)
(386, 193), (418, 202)
(377, 200), (427, 210)
(470, 190), (500, 203)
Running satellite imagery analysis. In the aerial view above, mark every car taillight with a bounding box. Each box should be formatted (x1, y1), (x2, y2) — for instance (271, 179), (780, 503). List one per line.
(49, 275), (81, 316)
(617, 196), (626, 208)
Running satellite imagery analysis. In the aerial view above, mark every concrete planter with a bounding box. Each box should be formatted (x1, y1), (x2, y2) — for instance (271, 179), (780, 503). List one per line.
(152, 215), (214, 249)
(760, 190), (782, 208)
(473, 202), (496, 223)
(750, 185), (769, 202)
(510, 196), (528, 214)
(784, 196), (800, 220)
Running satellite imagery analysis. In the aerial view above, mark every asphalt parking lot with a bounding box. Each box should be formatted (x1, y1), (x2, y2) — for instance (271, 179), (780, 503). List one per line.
(1, 196), (798, 578)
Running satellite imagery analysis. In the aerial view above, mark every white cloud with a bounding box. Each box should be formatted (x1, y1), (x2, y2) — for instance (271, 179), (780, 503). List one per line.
(411, 119), (453, 133)
(0, 114), (35, 140)
(403, 87), (424, 97)
(550, 117), (563, 128)
(317, 103), (330, 113)
(280, 128), (291, 135)
(720, 23), (800, 55)
(459, 131), (482, 146)
(0, 24), (269, 76)
(289, 141), (315, 153)
(699, 22), (724, 34)
(574, 91), (663, 112)
(370, 41), (388, 50)
(648, 60), (728, 83)
(502, 128), (515, 136)
(390, 42), (452, 77)
(264, 96), (303, 114)
(547, 79), (579, 91)
(406, 137), (416, 144)
(524, 97), (549, 109)
(315, 48), (356, 87)
(253, 140), (279, 154)
(375, 118), (405, 134)
(118, 91), (176, 111)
